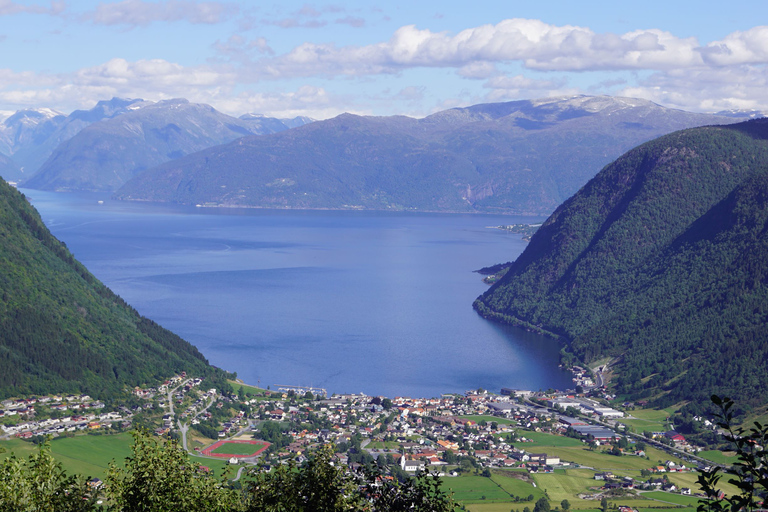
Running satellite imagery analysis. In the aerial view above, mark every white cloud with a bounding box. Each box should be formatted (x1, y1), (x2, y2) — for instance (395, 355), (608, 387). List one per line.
(74, 58), (231, 87)
(699, 26), (768, 66)
(3, 18), (768, 118)
(85, 0), (238, 27)
(0, 56), (355, 119)
(457, 62), (497, 79)
(251, 19), (711, 79)
(215, 85), (355, 119)
(619, 64), (768, 112)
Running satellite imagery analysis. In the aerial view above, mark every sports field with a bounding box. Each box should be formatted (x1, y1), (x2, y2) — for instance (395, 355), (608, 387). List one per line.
(202, 439), (269, 458)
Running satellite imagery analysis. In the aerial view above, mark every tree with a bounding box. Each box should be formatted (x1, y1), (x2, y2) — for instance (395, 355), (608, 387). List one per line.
(561, 499), (571, 511)
(0, 439), (96, 511)
(600, 497), (609, 512)
(534, 496), (551, 512)
(107, 429), (238, 512)
(697, 395), (768, 512)
(359, 466), (457, 512)
(246, 444), (355, 512)
(245, 444), (457, 511)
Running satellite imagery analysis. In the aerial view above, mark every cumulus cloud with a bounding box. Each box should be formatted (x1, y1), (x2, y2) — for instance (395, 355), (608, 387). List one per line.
(0, 58), (238, 112)
(251, 20), (698, 79)
(3, 17), (768, 117)
(699, 26), (768, 66)
(619, 64), (768, 112)
(85, 0), (238, 27)
(0, 56), (354, 119)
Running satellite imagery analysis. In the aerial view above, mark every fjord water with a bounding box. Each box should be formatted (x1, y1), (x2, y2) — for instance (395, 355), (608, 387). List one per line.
(25, 190), (572, 397)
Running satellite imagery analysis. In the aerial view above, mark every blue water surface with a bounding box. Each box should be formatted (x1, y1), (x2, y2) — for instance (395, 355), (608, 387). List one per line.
(24, 190), (573, 398)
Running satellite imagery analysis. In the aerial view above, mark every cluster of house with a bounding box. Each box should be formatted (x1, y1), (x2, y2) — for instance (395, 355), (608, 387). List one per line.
(182, 388), (217, 422)
(217, 410), (246, 438)
(2, 411), (127, 438)
(0, 394), (133, 438)
(243, 390), (580, 473)
(569, 366), (596, 388)
(132, 373), (201, 400)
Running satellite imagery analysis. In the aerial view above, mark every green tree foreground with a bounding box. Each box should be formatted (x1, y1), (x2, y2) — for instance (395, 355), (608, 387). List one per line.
(697, 396), (768, 512)
(0, 430), (456, 511)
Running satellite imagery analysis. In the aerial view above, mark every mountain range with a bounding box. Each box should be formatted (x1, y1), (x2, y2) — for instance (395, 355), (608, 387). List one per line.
(0, 98), (312, 186)
(475, 119), (768, 409)
(114, 96), (737, 215)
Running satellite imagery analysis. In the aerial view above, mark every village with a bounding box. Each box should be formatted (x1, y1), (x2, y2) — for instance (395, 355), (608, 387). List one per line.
(0, 370), (730, 510)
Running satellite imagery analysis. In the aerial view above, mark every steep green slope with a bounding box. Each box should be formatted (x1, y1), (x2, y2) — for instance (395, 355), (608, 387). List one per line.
(0, 179), (213, 399)
(475, 119), (768, 408)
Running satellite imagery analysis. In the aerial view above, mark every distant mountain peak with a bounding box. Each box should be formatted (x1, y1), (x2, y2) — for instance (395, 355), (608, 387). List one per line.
(114, 95), (738, 215)
(714, 108), (767, 119)
(4, 107), (64, 125)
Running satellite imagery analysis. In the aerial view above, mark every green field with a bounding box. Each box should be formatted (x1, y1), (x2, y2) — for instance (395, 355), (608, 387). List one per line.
(366, 441), (400, 450)
(443, 474), (518, 503)
(211, 441), (266, 456)
(641, 491), (701, 506)
(228, 380), (275, 400)
(542, 446), (656, 470)
(697, 450), (738, 465)
(621, 407), (677, 432)
(1, 433), (241, 480)
(518, 431), (584, 448)
(531, 470), (599, 509)
(458, 415), (517, 425)
(444, 472), (545, 505)
(664, 470), (740, 497)
(0, 433), (133, 480)
(490, 470), (542, 499)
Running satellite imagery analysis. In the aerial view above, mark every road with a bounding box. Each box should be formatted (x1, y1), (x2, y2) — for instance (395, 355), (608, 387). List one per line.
(523, 397), (722, 469)
(178, 394), (216, 452)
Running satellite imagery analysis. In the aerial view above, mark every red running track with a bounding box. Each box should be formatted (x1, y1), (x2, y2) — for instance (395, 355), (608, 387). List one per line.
(201, 439), (270, 458)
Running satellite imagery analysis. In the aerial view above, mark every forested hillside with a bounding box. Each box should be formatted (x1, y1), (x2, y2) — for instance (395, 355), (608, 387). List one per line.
(475, 119), (768, 409)
(0, 179), (214, 399)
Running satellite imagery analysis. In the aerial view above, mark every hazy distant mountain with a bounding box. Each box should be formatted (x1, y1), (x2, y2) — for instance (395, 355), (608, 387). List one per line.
(0, 98), (150, 180)
(24, 99), (306, 193)
(115, 95), (737, 215)
(239, 113), (314, 132)
(475, 119), (768, 408)
(715, 109), (767, 119)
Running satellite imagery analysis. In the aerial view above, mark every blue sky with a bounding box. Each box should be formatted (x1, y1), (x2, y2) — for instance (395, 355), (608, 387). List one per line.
(1, 0), (767, 119)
